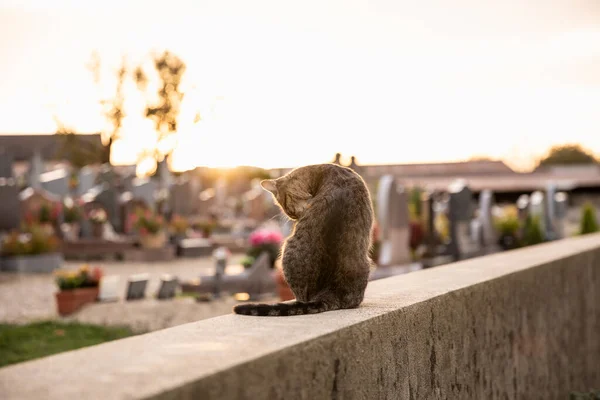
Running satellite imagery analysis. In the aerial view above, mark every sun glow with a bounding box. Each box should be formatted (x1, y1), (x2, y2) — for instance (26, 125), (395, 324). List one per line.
(1, 1), (600, 172)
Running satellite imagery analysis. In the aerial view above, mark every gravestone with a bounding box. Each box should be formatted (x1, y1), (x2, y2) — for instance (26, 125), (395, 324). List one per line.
(544, 183), (559, 241)
(0, 147), (13, 178)
(157, 274), (178, 299)
(243, 180), (270, 221)
(40, 168), (69, 198)
(119, 192), (150, 234)
(170, 178), (193, 216)
(420, 189), (438, 258)
(181, 251), (277, 299)
(0, 177), (20, 231)
(177, 238), (214, 257)
(479, 189), (499, 252)
(376, 175), (411, 266)
(131, 178), (157, 211)
(447, 180), (479, 261)
(126, 273), (149, 300)
(77, 166), (97, 197)
(94, 184), (121, 232)
(516, 194), (530, 221)
(553, 192), (568, 240)
(28, 150), (45, 190)
(529, 191), (546, 234)
(98, 275), (120, 302)
(215, 178), (227, 210)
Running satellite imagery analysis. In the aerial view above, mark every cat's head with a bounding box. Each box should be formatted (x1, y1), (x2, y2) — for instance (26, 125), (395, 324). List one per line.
(261, 169), (314, 220)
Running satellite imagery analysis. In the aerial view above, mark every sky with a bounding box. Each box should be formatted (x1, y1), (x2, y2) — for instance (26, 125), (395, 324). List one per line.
(1, 0), (600, 173)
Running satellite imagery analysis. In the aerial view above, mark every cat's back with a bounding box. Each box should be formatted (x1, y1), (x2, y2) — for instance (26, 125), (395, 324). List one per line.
(307, 164), (373, 230)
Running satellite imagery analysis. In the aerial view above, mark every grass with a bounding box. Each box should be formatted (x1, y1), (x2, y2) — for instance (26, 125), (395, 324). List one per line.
(0, 321), (136, 368)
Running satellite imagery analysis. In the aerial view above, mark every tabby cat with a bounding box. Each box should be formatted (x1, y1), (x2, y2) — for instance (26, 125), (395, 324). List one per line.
(233, 163), (374, 316)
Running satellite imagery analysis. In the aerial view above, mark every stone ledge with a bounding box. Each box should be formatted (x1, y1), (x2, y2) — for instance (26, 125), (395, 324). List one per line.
(1, 233), (599, 399)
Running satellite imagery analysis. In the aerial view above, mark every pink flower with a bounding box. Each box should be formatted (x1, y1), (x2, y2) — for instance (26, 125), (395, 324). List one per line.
(249, 229), (283, 246)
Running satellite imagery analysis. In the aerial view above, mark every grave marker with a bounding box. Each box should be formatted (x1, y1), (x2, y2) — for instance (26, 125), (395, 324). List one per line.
(376, 175), (411, 266)
(126, 273), (149, 300)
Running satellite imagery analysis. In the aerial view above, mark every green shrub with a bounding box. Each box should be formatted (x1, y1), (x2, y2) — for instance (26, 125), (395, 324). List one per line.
(522, 215), (545, 246)
(579, 202), (599, 235)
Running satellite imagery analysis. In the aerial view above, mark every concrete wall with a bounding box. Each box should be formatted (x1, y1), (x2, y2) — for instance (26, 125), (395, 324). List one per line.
(1, 234), (600, 400)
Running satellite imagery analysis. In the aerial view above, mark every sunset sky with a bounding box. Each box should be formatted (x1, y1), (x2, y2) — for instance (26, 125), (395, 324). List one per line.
(1, 0), (600, 172)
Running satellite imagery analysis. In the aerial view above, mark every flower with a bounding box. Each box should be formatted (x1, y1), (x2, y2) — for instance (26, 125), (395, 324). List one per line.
(54, 264), (104, 291)
(89, 208), (108, 224)
(245, 229), (284, 269)
(130, 208), (165, 235)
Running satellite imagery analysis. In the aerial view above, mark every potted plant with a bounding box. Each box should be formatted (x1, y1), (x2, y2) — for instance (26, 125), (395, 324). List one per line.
(131, 208), (167, 249)
(61, 198), (83, 241)
(243, 229), (291, 301)
(54, 264), (103, 316)
(26, 202), (61, 235)
(494, 207), (521, 250)
(0, 225), (63, 273)
(521, 214), (545, 247)
(88, 208), (107, 239)
(579, 202), (599, 235)
(169, 214), (189, 243)
(244, 229), (283, 269)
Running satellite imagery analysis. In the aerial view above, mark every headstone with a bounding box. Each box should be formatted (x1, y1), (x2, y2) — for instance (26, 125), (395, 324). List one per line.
(157, 274), (178, 299)
(125, 273), (149, 300)
(215, 178), (227, 210)
(0, 148), (13, 178)
(420, 189), (438, 257)
(553, 192), (568, 239)
(479, 190), (499, 251)
(544, 183), (558, 241)
(98, 275), (120, 302)
(131, 178), (157, 211)
(529, 191), (545, 234)
(212, 246), (228, 298)
(447, 180), (479, 261)
(170, 178), (193, 216)
(94, 184), (121, 232)
(119, 192), (149, 234)
(177, 238), (214, 257)
(77, 166), (97, 197)
(0, 177), (20, 231)
(376, 175), (411, 266)
(40, 168), (69, 198)
(243, 180), (270, 221)
(516, 194), (530, 221)
(28, 150), (45, 190)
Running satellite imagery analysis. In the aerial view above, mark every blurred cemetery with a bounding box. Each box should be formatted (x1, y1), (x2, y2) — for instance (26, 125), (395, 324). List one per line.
(1, 128), (600, 333)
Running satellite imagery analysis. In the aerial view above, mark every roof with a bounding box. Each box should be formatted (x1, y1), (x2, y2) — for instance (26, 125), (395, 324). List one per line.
(359, 160), (516, 178)
(0, 134), (103, 161)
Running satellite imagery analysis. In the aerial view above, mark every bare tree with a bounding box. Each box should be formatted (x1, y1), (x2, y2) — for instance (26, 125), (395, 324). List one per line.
(134, 50), (186, 173)
(87, 51), (127, 164)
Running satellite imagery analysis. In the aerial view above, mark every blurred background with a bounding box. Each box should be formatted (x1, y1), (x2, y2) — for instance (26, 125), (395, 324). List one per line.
(1, 0), (599, 371)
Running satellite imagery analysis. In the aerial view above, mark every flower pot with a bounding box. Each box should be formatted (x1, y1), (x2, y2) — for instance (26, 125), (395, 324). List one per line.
(274, 268), (295, 301)
(140, 231), (167, 249)
(55, 287), (99, 316)
(0, 252), (63, 273)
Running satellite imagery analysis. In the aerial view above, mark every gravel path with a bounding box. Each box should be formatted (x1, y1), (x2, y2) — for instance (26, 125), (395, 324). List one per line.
(0, 254), (277, 333)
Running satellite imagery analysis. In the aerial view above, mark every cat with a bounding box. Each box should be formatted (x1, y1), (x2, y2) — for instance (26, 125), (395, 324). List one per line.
(233, 163), (374, 316)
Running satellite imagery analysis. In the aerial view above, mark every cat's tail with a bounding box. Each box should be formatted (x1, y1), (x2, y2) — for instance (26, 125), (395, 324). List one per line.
(233, 301), (329, 316)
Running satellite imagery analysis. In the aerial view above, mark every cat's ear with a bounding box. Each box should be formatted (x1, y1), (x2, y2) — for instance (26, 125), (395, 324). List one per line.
(260, 179), (277, 194)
